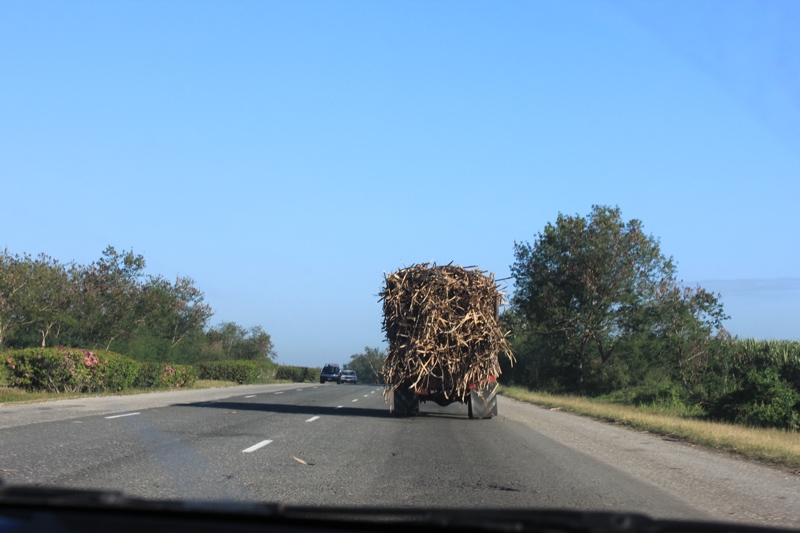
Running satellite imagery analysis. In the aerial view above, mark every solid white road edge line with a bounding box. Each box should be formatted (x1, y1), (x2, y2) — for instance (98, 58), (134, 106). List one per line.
(242, 440), (273, 453)
(105, 412), (140, 419)
(305, 416), (320, 422)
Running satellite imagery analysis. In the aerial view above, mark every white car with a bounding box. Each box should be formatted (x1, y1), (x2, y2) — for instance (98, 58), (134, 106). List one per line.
(337, 370), (357, 384)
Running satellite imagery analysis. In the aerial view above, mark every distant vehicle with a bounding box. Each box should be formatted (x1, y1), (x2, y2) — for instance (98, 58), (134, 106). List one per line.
(337, 370), (357, 384)
(319, 364), (340, 384)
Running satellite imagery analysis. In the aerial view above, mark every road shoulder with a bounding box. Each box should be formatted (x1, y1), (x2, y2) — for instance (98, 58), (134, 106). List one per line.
(0, 383), (319, 429)
(499, 396), (800, 528)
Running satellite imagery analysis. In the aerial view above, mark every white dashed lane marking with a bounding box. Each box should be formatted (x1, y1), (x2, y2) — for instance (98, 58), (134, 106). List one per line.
(245, 395), (256, 398)
(242, 440), (273, 453)
(274, 391), (284, 395)
(105, 412), (140, 419)
(335, 406), (343, 409)
(352, 399), (358, 402)
(363, 395), (369, 397)
(296, 389), (303, 391)
(305, 416), (320, 422)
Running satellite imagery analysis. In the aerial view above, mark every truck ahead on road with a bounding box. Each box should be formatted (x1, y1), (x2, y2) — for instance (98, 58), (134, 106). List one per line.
(380, 264), (513, 419)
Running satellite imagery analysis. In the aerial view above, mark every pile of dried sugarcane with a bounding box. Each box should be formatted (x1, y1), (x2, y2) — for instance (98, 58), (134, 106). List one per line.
(380, 263), (513, 400)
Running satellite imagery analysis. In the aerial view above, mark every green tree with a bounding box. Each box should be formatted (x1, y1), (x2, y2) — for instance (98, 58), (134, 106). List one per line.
(72, 246), (147, 350)
(138, 275), (213, 348)
(1, 246), (276, 368)
(20, 255), (75, 347)
(0, 250), (29, 347)
(344, 346), (386, 384)
(510, 205), (726, 392)
(0, 251), (76, 348)
(204, 322), (276, 361)
(649, 283), (728, 390)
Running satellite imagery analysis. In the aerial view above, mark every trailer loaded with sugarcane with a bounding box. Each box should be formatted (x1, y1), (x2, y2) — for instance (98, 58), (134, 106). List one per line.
(380, 264), (513, 419)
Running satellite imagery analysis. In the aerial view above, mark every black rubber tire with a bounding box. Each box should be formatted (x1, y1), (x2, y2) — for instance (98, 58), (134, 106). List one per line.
(393, 385), (419, 416)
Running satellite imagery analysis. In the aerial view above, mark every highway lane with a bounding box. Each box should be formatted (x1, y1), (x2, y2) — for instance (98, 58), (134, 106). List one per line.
(1, 384), (799, 528)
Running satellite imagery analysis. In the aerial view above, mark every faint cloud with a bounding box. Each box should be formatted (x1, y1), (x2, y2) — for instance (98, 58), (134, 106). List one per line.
(694, 278), (800, 294)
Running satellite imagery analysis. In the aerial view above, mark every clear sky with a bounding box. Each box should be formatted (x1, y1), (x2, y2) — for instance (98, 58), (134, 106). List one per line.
(2, 0), (798, 366)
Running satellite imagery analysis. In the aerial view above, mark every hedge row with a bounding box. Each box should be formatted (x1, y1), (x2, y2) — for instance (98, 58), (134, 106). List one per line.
(3, 347), (195, 392)
(196, 360), (276, 384)
(135, 362), (197, 389)
(275, 365), (319, 383)
(196, 361), (319, 384)
(2, 347), (321, 393)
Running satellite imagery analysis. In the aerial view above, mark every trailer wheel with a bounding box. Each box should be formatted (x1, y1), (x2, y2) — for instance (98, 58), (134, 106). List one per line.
(393, 385), (419, 416)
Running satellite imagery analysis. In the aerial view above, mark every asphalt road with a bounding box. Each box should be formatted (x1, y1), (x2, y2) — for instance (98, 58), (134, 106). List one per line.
(2, 383), (799, 528)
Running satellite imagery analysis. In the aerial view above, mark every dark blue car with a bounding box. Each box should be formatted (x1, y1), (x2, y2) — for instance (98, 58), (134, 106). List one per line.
(319, 364), (340, 384)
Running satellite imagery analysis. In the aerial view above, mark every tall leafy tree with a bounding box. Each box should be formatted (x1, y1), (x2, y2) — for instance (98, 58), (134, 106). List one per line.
(73, 246), (147, 350)
(344, 346), (386, 384)
(0, 246), (278, 367)
(510, 205), (725, 391)
(204, 322), (276, 360)
(650, 283), (728, 388)
(139, 275), (213, 348)
(21, 255), (75, 347)
(0, 251), (76, 347)
(0, 250), (28, 347)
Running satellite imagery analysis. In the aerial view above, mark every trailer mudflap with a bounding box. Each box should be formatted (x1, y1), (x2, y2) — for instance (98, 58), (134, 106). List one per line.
(468, 381), (498, 419)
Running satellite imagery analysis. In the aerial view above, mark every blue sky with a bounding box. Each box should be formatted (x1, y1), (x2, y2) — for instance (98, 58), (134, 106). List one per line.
(2, 0), (798, 365)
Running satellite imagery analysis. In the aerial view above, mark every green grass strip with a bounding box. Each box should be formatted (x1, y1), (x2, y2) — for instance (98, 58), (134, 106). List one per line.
(499, 385), (800, 470)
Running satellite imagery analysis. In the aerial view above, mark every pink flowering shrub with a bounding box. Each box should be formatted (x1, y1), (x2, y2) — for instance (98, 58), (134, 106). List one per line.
(1, 347), (140, 393)
(83, 351), (99, 367)
(1, 347), (194, 393)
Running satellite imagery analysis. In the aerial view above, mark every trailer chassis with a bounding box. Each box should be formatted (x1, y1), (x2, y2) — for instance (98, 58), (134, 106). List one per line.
(391, 378), (498, 419)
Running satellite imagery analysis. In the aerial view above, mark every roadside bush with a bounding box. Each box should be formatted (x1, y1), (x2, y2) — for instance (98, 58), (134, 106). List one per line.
(275, 365), (319, 383)
(197, 360), (276, 384)
(91, 350), (140, 391)
(0, 362), (10, 387)
(134, 362), (196, 389)
(2, 347), (140, 393)
(2, 347), (198, 392)
(711, 367), (800, 430)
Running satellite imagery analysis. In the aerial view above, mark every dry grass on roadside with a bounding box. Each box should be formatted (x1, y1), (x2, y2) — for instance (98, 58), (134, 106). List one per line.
(499, 385), (800, 470)
(0, 387), (88, 404)
(0, 386), (169, 404)
(191, 379), (239, 388)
